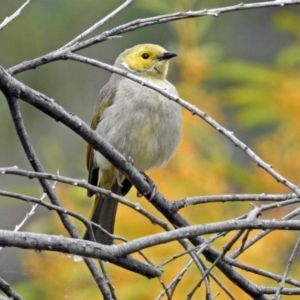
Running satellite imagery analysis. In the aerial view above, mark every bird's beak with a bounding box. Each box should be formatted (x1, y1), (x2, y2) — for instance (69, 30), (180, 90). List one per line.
(157, 51), (177, 61)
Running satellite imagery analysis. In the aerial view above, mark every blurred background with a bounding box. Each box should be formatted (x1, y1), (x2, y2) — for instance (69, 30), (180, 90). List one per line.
(1, 0), (300, 299)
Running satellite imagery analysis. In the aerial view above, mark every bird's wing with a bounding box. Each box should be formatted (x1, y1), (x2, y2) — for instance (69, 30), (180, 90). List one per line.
(86, 83), (117, 197)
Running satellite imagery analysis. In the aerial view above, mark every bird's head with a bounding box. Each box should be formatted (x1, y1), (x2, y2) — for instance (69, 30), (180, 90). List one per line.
(116, 44), (177, 79)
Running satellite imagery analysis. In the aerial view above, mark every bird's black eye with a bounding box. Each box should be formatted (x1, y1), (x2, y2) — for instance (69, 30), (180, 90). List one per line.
(141, 53), (150, 59)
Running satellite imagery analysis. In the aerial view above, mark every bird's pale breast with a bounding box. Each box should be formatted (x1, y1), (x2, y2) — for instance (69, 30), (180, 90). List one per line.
(95, 77), (181, 171)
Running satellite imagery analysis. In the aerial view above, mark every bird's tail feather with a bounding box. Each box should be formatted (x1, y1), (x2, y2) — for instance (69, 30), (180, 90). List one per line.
(83, 181), (119, 245)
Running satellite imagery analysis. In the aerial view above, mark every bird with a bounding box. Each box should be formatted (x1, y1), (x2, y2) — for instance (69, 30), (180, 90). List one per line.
(83, 44), (182, 245)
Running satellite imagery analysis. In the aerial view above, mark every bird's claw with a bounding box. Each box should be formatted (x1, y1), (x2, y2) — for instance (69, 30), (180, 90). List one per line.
(124, 154), (134, 165)
(117, 155), (134, 189)
(117, 172), (123, 188)
(136, 172), (157, 201)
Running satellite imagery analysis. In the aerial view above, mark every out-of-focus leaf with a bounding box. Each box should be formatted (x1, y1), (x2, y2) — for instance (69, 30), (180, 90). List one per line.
(212, 60), (276, 85)
(276, 43), (300, 69)
(135, 0), (171, 14)
(225, 162), (263, 192)
(226, 87), (271, 106)
(233, 106), (279, 129)
(272, 10), (300, 35)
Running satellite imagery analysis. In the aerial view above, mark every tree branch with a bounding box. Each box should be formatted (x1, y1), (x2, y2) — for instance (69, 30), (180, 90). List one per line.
(8, 1), (300, 75)
(0, 0), (31, 31)
(2, 220), (300, 259)
(0, 64), (271, 300)
(0, 230), (162, 278)
(174, 193), (296, 209)
(0, 277), (23, 300)
(64, 52), (300, 196)
(4, 96), (113, 298)
(60, 0), (135, 49)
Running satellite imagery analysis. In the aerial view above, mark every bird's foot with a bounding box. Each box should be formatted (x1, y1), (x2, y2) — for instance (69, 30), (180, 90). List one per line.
(137, 172), (157, 201)
(117, 172), (123, 188)
(124, 154), (134, 165)
(117, 155), (134, 189)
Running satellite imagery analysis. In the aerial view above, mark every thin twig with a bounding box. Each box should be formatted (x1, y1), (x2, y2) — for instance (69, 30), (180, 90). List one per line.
(0, 166), (168, 231)
(4, 96), (113, 299)
(273, 234), (300, 300)
(187, 260), (212, 300)
(65, 52), (300, 197)
(14, 181), (57, 232)
(98, 261), (117, 300)
(174, 193), (296, 210)
(197, 230), (246, 286)
(209, 272), (236, 300)
(8, 1), (300, 75)
(0, 189), (124, 244)
(0, 0), (31, 31)
(230, 202), (300, 259)
(1, 1), (300, 299)
(159, 232), (223, 269)
(0, 64), (273, 300)
(61, 0), (135, 49)
(2, 220), (300, 262)
(261, 287), (300, 295)
(156, 233), (225, 299)
(0, 181), (57, 251)
(229, 259), (300, 288)
(156, 253), (196, 300)
(0, 277), (23, 300)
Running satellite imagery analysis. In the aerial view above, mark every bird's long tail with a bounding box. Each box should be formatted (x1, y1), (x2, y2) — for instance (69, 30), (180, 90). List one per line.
(83, 178), (132, 245)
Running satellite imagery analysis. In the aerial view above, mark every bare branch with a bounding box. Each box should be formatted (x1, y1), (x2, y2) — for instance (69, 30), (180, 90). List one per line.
(274, 235), (300, 299)
(4, 96), (112, 298)
(113, 219), (300, 257)
(261, 287), (300, 295)
(0, 230), (162, 278)
(229, 260), (300, 288)
(0, 277), (23, 300)
(0, 0), (31, 31)
(14, 181), (57, 231)
(0, 166), (167, 231)
(209, 273), (236, 300)
(2, 219), (300, 260)
(0, 62), (272, 300)
(65, 52), (300, 196)
(0, 181), (57, 251)
(8, 1), (300, 75)
(196, 230), (246, 287)
(174, 193), (296, 209)
(0, 189), (117, 243)
(61, 0), (135, 49)
(1, 1), (300, 299)
(230, 204), (300, 259)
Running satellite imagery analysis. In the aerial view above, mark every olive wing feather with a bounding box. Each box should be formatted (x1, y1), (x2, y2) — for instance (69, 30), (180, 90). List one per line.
(86, 83), (116, 197)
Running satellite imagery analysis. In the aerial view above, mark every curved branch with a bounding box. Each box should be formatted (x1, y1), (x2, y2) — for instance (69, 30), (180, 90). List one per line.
(4, 96), (112, 298)
(174, 193), (296, 209)
(0, 277), (23, 300)
(61, 0), (135, 49)
(0, 64), (273, 300)
(0, 230), (162, 278)
(0, 167), (168, 230)
(8, 1), (300, 75)
(65, 53), (300, 196)
(0, 0), (31, 31)
(1, 220), (300, 258)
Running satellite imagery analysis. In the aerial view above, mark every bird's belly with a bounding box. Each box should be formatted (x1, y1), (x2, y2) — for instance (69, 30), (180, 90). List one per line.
(95, 94), (181, 171)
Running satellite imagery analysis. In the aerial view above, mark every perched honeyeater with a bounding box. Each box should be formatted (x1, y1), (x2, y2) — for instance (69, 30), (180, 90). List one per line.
(84, 44), (182, 244)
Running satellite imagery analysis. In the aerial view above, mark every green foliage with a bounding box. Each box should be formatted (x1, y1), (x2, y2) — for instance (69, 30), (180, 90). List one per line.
(272, 10), (300, 35)
(276, 42), (300, 69)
